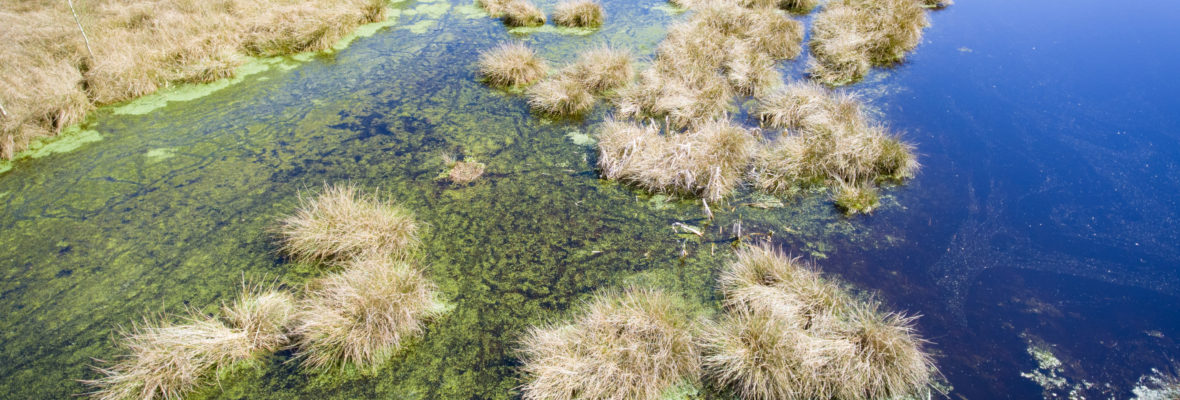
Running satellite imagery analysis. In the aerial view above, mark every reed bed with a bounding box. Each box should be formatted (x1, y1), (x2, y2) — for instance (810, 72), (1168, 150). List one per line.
(480, 0), (546, 27)
(704, 244), (936, 399)
(0, 0), (388, 159)
(518, 286), (700, 400)
(808, 0), (930, 85)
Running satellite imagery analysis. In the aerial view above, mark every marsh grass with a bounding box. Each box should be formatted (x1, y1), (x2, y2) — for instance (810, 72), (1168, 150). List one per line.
(704, 244), (936, 399)
(596, 118), (758, 201)
(527, 74), (597, 117)
(501, 0), (546, 27)
(753, 82), (918, 208)
(552, 0), (604, 28)
(292, 255), (441, 371)
(568, 47), (635, 94)
(809, 0), (931, 85)
(518, 286), (700, 400)
(478, 42), (549, 89)
(85, 287), (295, 400)
(1, 0), (388, 159)
(277, 183), (420, 263)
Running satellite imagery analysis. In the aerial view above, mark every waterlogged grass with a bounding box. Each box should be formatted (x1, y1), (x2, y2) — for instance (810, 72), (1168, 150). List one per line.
(0, 0), (910, 398)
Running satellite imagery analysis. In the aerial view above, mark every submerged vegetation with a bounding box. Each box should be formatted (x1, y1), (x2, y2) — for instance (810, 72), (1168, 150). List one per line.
(808, 0), (930, 85)
(518, 286), (700, 400)
(85, 287), (295, 400)
(478, 42), (549, 89)
(443, 154), (487, 184)
(277, 183), (419, 263)
(0, 0), (389, 159)
(704, 245), (935, 399)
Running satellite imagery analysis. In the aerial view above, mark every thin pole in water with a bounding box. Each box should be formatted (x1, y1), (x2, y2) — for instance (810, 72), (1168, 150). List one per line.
(66, 0), (95, 60)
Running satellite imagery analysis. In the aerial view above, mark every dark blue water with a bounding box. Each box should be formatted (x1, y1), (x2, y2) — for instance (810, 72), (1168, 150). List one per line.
(846, 0), (1180, 397)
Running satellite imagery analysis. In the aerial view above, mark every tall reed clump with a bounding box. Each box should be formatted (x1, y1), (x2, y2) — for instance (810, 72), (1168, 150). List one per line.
(85, 287), (295, 400)
(478, 42), (549, 89)
(597, 118), (759, 201)
(808, 0), (931, 85)
(277, 183), (420, 263)
(0, 0), (388, 159)
(518, 286), (701, 400)
(292, 255), (442, 370)
(526, 46), (634, 117)
(754, 82), (918, 214)
(702, 244), (936, 400)
(502, 0), (546, 27)
(616, 2), (804, 128)
(552, 0), (605, 28)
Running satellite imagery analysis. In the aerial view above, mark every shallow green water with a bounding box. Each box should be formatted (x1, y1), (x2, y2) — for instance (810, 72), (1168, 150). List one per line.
(0, 0), (902, 398)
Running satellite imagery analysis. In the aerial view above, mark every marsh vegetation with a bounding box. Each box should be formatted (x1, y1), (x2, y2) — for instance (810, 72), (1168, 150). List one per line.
(0, 0), (389, 159)
(808, 0), (931, 85)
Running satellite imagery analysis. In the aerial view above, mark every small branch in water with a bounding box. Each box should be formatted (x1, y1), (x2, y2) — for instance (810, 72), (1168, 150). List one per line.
(66, 0), (95, 60)
(672, 222), (702, 237)
(701, 198), (713, 220)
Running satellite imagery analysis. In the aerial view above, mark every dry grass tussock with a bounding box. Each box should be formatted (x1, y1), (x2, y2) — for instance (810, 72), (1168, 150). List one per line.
(526, 47), (634, 117)
(808, 0), (930, 85)
(486, 0), (545, 27)
(616, 3), (803, 128)
(753, 82), (917, 209)
(292, 255), (441, 371)
(597, 119), (759, 202)
(0, 0), (387, 159)
(552, 0), (604, 28)
(85, 287), (295, 400)
(518, 286), (700, 400)
(527, 74), (596, 117)
(478, 42), (549, 88)
(704, 244), (935, 399)
(277, 183), (420, 263)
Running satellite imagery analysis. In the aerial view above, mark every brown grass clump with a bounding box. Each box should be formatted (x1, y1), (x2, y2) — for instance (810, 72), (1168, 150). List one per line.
(597, 118), (758, 201)
(753, 82), (918, 207)
(85, 288), (295, 400)
(501, 0), (546, 27)
(568, 47), (635, 94)
(833, 181), (880, 215)
(518, 286), (700, 400)
(443, 156), (487, 184)
(277, 183), (420, 263)
(527, 74), (596, 117)
(292, 255), (441, 370)
(1, 0), (388, 159)
(478, 42), (549, 88)
(808, 0), (930, 85)
(703, 244), (936, 399)
(919, 0), (953, 9)
(614, 2), (802, 128)
(552, 0), (605, 28)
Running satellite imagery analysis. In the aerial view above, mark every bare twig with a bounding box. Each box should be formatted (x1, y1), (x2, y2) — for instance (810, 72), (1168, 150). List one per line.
(672, 222), (702, 237)
(0, 99), (7, 118)
(701, 198), (713, 220)
(66, 0), (95, 60)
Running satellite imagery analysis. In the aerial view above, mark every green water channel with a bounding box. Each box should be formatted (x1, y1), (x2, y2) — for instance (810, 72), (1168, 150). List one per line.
(0, 0), (910, 397)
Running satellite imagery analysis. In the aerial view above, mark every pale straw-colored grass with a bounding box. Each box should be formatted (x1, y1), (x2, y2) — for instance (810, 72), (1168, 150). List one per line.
(277, 183), (420, 263)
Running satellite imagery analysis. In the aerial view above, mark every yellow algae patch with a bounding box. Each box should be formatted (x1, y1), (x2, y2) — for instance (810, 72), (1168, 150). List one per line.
(144, 148), (178, 162)
(24, 128), (103, 159)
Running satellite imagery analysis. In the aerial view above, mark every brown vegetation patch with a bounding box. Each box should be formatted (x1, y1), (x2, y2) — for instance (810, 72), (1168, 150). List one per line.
(808, 0), (930, 85)
(478, 42), (549, 88)
(518, 286), (700, 400)
(277, 183), (420, 263)
(552, 0), (604, 28)
(0, 0), (388, 159)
